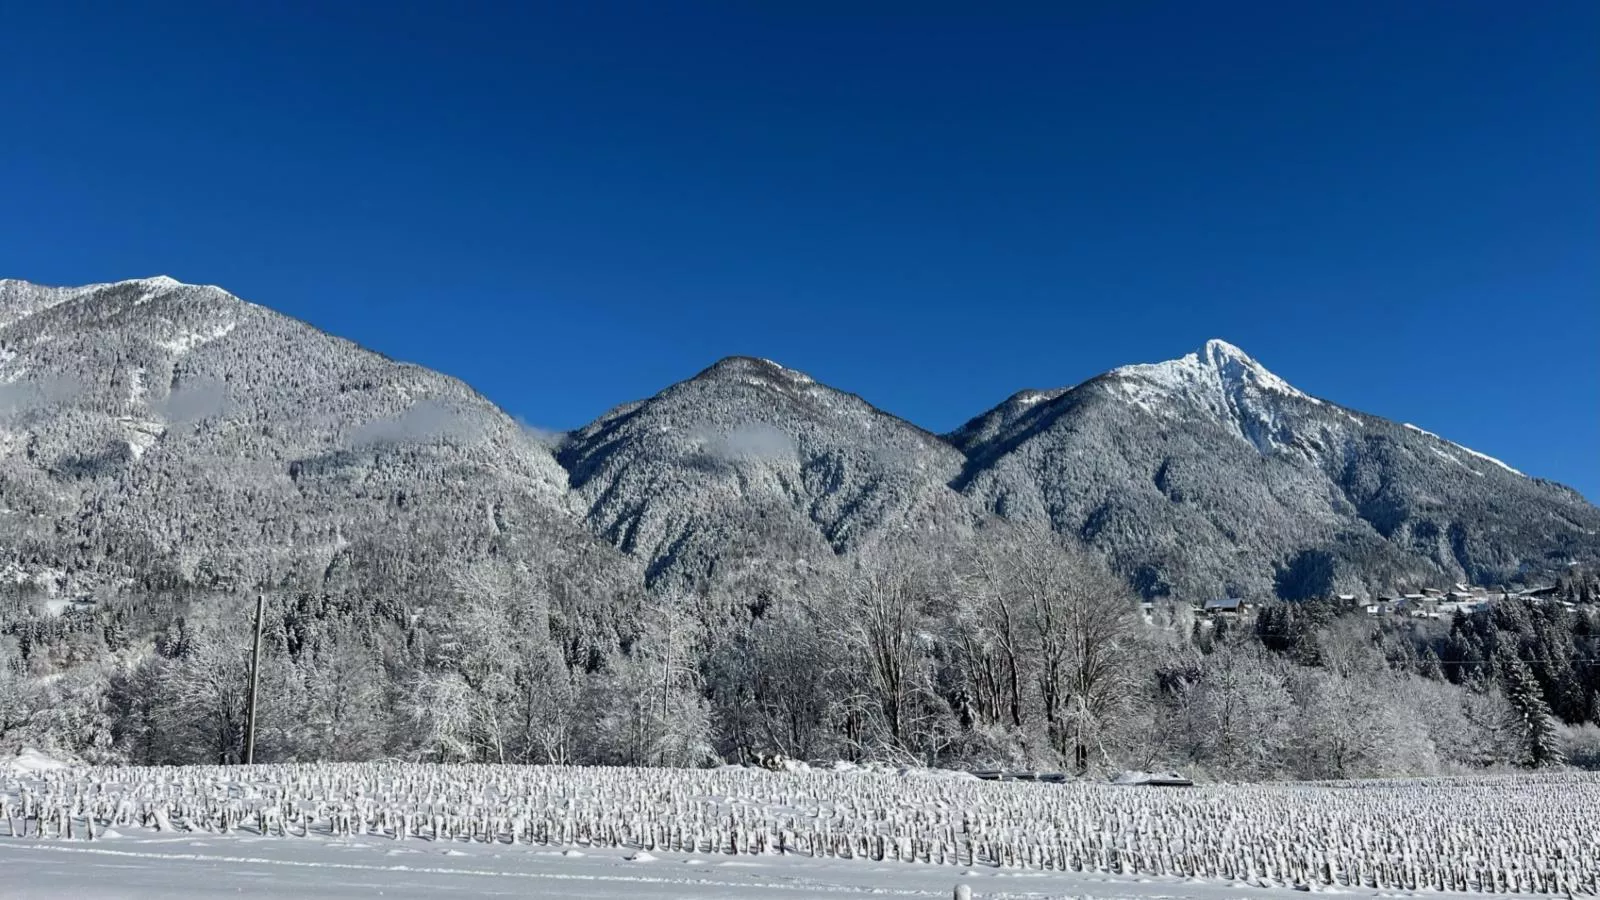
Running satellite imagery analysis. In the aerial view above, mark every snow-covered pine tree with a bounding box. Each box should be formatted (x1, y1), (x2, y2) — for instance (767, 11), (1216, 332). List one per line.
(1495, 647), (1561, 767)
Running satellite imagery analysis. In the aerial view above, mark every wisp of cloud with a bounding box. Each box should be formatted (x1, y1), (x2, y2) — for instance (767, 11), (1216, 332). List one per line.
(0, 375), (82, 420)
(160, 376), (229, 424)
(699, 422), (797, 463)
(349, 398), (484, 449)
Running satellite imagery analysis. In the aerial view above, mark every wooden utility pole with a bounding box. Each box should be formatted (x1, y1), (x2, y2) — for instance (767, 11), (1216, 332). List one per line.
(244, 593), (265, 765)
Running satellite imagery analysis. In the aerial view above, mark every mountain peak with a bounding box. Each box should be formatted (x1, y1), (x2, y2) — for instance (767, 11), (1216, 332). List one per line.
(1113, 339), (1316, 407)
(1098, 339), (1323, 455)
(1199, 337), (1253, 365)
(1197, 338), (1310, 399)
(120, 275), (235, 298)
(696, 355), (818, 390)
(1, 276), (218, 321)
(2, 275), (195, 293)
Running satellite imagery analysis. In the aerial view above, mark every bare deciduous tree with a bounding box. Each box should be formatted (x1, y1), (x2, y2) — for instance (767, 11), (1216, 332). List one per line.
(966, 527), (1147, 772)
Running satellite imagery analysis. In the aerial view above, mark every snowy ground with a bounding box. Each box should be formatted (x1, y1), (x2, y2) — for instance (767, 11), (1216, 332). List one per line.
(0, 832), (1545, 900)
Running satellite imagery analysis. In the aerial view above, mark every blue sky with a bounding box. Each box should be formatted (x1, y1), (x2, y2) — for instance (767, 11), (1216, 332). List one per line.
(3, 2), (1596, 498)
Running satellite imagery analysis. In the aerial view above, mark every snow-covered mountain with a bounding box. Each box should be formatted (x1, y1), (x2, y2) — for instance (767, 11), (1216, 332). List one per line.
(2, 277), (1594, 604)
(558, 356), (973, 586)
(950, 339), (1600, 599)
(0, 277), (633, 607)
(559, 338), (1596, 598)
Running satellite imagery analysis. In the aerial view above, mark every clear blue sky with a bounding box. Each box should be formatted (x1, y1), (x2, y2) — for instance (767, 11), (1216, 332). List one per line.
(3, 2), (1596, 498)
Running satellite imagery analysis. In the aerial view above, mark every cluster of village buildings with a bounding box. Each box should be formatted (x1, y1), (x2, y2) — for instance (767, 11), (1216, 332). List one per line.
(1174, 584), (1577, 624)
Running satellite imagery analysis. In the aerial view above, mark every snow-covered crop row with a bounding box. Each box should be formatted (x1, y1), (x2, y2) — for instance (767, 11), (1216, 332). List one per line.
(4, 762), (1597, 895)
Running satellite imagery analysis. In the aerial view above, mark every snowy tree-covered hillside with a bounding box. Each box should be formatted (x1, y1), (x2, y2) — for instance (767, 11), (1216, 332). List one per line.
(4, 279), (1594, 604)
(951, 339), (1600, 600)
(559, 356), (976, 586)
(0, 276), (635, 608)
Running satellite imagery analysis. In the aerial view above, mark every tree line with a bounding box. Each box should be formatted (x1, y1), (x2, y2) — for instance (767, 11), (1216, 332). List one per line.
(3, 526), (1597, 779)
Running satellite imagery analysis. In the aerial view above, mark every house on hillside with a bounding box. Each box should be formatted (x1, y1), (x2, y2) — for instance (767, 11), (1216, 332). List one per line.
(1396, 594), (1439, 617)
(1438, 598), (1492, 617)
(1199, 597), (1252, 620)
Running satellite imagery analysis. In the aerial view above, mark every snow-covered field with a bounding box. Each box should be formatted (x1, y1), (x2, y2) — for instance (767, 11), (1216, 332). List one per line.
(2, 755), (1596, 899)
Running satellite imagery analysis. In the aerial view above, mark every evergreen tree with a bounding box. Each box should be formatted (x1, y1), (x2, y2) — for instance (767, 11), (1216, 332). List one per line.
(1417, 646), (1444, 680)
(1496, 647), (1561, 767)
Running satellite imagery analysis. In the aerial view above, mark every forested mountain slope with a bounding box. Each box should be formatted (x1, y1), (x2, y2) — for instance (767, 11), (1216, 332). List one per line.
(950, 339), (1600, 600)
(558, 356), (974, 586)
(0, 276), (634, 609)
(3, 279), (1593, 607)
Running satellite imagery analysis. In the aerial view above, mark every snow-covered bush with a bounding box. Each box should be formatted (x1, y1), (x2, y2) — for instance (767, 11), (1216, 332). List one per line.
(1560, 722), (1600, 770)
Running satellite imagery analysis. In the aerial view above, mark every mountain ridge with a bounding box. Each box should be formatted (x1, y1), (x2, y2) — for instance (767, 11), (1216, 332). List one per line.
(4, 278), (1556, 487)
(4, 276), (1593, 601)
